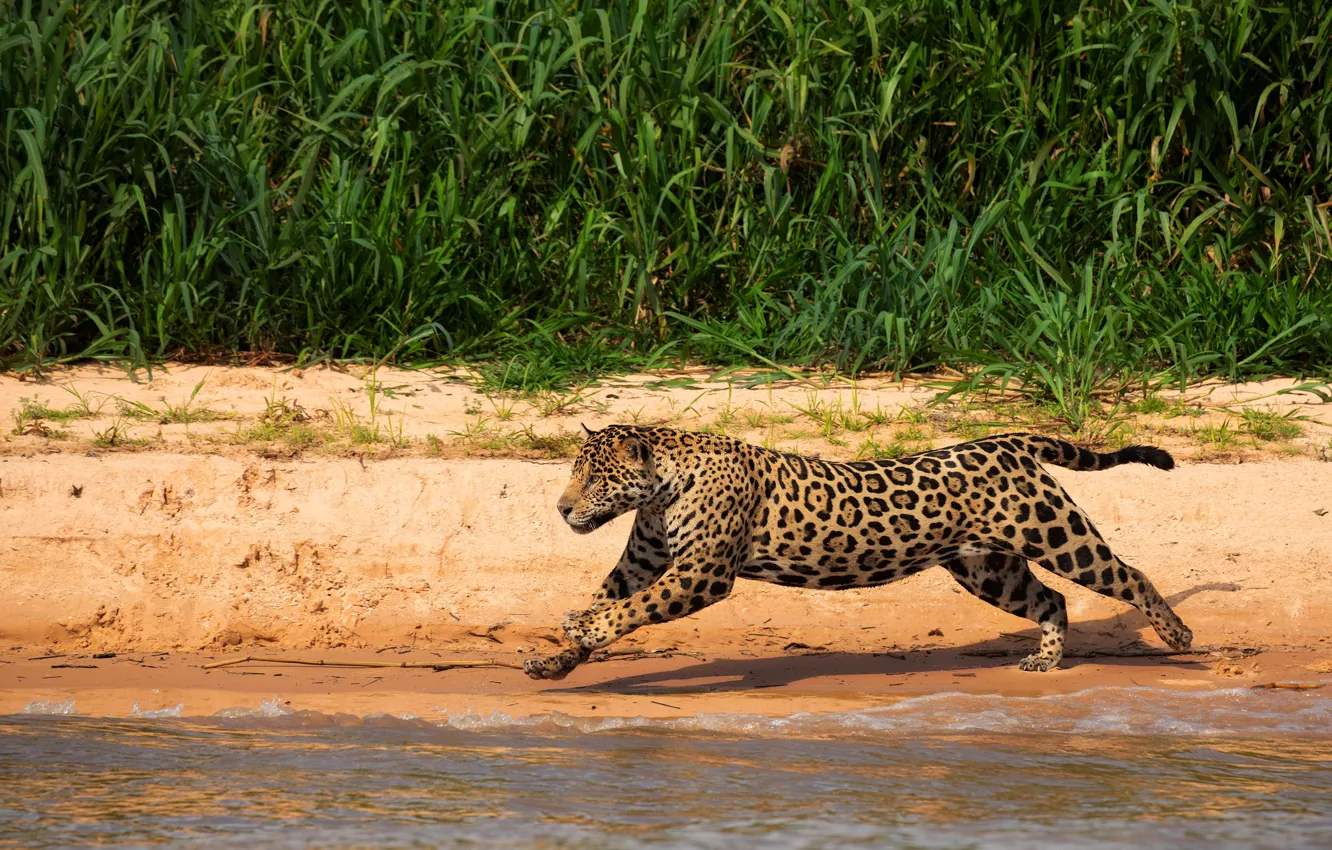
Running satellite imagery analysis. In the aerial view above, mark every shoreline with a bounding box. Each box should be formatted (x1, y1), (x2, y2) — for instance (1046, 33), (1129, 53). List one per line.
(4, 645), (1329, 722)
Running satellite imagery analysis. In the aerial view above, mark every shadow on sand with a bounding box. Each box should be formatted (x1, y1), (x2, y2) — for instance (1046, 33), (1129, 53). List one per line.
(553, 582), (1242, 696)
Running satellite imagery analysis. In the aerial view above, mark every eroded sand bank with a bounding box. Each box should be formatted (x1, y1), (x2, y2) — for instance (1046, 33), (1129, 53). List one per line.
(2, 365), (1330, 718)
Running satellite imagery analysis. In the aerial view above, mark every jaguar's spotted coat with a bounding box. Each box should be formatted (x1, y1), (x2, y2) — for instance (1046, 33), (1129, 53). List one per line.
(524, 425), (1192, 680)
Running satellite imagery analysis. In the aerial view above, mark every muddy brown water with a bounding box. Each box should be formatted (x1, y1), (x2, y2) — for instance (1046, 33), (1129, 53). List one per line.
(4, 687), (1331, 848)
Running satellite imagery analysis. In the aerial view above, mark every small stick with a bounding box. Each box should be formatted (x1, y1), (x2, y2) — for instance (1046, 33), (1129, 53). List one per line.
(1064, 646), (1261, 659)
(599, 650), (676, 663)
(1251, 681), (1327, 691)
(202, 655), (523, 672)
(650, 700), (681, 710)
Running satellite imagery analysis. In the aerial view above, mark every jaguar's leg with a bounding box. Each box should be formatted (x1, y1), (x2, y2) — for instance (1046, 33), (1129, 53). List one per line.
(944, 553), (1069, 672)
(524, 513), (671, 681)
(560, 560), (735, 651)
(1019, 503), (1193, 652)
(586, 512), (671, 611)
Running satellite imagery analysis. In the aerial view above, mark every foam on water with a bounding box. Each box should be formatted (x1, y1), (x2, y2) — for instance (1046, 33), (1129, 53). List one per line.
(18, 697), (79, 716)
(9, 686), (1331, 738)
(211, 697), (294, 719)
(430, 685), (1332, 738)
(130, 701), (184, 719)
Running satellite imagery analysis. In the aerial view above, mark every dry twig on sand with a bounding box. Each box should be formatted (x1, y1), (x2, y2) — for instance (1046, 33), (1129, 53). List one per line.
(1251, 681), (1327, 691)
(961, 645), (1262, 661)
(203, 655), (524, 672)
(1064, 646), (1262, 660)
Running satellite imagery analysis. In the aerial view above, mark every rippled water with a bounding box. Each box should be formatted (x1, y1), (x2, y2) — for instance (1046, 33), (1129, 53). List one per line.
(3, 687), (1331, 848)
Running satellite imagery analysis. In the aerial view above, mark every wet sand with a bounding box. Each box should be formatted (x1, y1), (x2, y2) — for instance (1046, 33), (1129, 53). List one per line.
(2, 645), (1329, 721)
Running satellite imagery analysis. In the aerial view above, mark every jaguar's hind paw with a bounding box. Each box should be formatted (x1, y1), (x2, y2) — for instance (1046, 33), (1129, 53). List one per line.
(1017, 653), (1061, 672)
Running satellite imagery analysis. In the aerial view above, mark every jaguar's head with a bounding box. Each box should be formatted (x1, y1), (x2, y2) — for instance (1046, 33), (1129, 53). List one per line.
(556, 425), (659, 534)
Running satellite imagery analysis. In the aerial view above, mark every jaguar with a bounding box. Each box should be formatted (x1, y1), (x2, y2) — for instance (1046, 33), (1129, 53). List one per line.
(523, 425), (1192, 680)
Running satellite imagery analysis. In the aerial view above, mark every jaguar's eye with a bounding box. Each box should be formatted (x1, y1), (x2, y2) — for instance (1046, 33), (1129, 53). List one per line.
(585, 476), (599, 490)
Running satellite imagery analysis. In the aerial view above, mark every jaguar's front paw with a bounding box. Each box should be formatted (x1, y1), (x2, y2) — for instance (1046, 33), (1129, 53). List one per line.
(523, 648), (584, 681)
(523, 657), (568, 680)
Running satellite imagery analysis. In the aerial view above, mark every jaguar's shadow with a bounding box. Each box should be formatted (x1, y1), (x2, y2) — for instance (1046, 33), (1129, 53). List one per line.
(555, 581), (1240, 696)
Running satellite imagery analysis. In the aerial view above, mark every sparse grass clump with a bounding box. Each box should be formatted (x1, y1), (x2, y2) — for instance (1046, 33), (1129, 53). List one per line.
(1192, 421), (1239, 453)
(946, 421), (993, 441)
(856, 437), (914, 461)
(12, 397), (87, 427)
(1102, 423), (1139, 451)
(1131, 395), (1171, 416)
(159, 378), (227, 426)
(62, 386), (111, 417)
(854, 425), (932, 460)
(115, 399), (158, 421)
(898, 425), (931, 445)
(1239, 409), (1303, 443)
(1165, 402), (1209, 420)
(331, 399), (388, 445)
(90, 418), (146, 449)
(11, 396), (84, 437)
(448, 419), (580, 458)
(742, 407), (793, 429)
(530, 390), (591, 419)
(517, 427), (581, 458)
(229, 380), (339, 451)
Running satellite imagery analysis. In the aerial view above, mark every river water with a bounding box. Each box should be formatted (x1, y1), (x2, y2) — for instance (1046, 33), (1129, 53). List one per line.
(3, 686), (1330, 848)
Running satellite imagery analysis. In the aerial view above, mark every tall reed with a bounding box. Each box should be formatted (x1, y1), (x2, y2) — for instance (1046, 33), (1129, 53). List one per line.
(3, 0), (1330, 394)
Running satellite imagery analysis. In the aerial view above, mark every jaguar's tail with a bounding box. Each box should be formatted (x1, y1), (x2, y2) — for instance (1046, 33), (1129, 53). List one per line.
(1004, 433), (1174, 472)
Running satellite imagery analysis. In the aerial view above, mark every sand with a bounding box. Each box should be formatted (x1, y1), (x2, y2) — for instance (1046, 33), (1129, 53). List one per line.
(2, 364), (1331, 719)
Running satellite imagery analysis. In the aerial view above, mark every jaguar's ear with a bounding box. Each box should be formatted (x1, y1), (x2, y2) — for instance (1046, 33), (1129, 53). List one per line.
(580, 423), (595, 438)
(617, 435), (651, 467)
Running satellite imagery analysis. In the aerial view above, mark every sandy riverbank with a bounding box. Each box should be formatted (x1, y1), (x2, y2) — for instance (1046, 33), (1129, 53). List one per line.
(2, 365), (1331, 718)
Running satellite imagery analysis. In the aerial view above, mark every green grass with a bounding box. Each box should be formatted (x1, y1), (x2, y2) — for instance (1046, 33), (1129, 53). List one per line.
(90, 417), (148, 448)
(1239, 408), (1304, 442)
(946, 421), (995, 441)
(1131, 395), (1171, 416)
(1192, 420), (1240, 452)
(741, 407), (793, 429)
(159, 376), (226, 426)
(11, 396), (89, 428)
(855, 433), (931, 461)
(2, 0), (1331, 410)
(447, 418), (580, 456)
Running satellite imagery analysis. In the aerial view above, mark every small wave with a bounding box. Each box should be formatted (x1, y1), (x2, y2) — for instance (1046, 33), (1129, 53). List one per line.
(212, 697), (294, 719)
(428, 686), (1332, 737)
(130, 702), (184, 719)
(18, 697), (79, 716)
(11, 686), (1331, 737)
